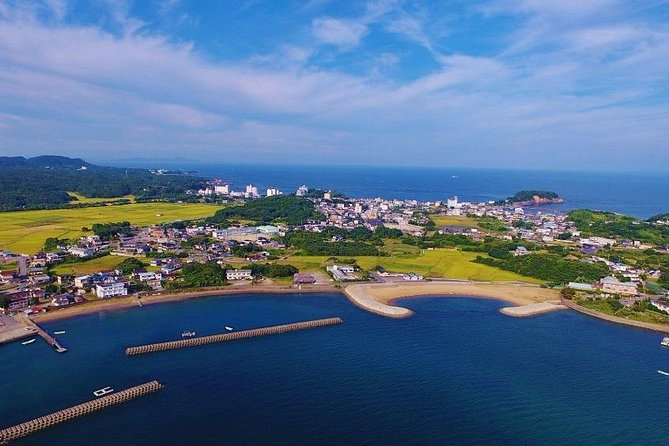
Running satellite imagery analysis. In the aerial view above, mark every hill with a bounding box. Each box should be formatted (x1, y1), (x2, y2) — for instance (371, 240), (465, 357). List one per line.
(0, 156), (206, 211)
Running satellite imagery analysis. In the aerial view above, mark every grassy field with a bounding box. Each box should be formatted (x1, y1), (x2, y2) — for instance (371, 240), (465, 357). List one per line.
(67, 192), (136, 204)
(0, 202), (223, 254)
(50, 255), (133, 275)
(430, 215), (481, 228)
(281, 248), (541, 283)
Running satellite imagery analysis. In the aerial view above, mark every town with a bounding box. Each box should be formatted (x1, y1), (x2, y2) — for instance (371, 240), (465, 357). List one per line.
(0, 181), (668, 326)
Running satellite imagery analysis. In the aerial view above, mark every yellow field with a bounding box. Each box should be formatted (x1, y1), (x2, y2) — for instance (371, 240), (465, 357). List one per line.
(282, 248), (540, 283)
(429, 214), (481, 228)
(0, 203), (223, 254)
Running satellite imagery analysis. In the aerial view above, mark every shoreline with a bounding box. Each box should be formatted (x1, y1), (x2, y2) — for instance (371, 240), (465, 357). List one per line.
(561, 298), (669, 334)
(344, 281), (563, 319)
(31, 283), (340, 324)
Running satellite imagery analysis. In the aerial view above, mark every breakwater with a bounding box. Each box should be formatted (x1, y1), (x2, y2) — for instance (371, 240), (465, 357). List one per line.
(0, 380), (164, 444)
(126, 317), (343, 356)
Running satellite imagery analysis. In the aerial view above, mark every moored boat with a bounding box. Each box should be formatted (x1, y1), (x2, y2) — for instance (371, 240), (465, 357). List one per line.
(661, 337), (669, 347)
(181, 331), (196, 338)
(93, 386), (114, 397)
(225, 326), (234, 331)
(21, 339), (35, 345)
(54, 331), (66, 335)
(658, 370), (669, 376)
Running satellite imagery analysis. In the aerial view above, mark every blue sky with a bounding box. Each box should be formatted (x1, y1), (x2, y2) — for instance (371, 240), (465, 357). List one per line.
(0, 0), (668, 169)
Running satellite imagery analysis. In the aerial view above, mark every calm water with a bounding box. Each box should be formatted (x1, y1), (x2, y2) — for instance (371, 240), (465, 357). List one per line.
(121, 162), (669, 218)
(2, 293), (669, 445)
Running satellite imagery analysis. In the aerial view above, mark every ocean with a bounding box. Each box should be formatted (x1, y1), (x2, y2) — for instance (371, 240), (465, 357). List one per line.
(3, 293), (669, 445)
(121, 162), (669, 219)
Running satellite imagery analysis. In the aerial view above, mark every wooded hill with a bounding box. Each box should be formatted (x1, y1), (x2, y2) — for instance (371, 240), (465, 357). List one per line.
(0, 156), (205, 211)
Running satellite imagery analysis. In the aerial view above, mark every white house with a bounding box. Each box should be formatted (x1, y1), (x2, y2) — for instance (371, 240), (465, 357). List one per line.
(95, 282), (128, 298)
(226, 269), (253, 281)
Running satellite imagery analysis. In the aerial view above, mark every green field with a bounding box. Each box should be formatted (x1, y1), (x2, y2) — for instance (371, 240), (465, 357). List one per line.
(67, 192), (136, 204)
(0, 203), (223, 254)
(282, 248), (540, 283)
(430, 214), (481, 228)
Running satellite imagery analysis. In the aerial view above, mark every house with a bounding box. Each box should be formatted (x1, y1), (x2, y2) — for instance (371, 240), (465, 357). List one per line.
(51, 293), (76, 307)
(402, 273), (423, 281)
(74, 275), (91, 289)
(136, 271), (162, 282)
(5, 292), (30, 311)
(293, 273), (316, 284)
(226, 269), (253, 281)
(513, 246), (529, 256)
(599, 276), (638, 296)
(68, 246), (95, 258)
(95, 281), (128, 298)
(651, 299), (669, 313)
(256, 225), (280, 235)
(326, 265), (358, 281)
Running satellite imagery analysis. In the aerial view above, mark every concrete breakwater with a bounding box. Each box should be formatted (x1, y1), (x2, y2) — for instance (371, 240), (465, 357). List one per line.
(0, 380), (164, 444)
(126, 317), (343, 356)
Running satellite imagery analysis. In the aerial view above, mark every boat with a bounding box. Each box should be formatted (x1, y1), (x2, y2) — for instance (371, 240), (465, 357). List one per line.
(658, 370), (669, 376)
(21, 339), (35, 345)
(225, 326), (234, 331)
(181, 331), (196, 338)
(93, 386), (114, 397)
(54, 331), (66, 335)
(661, 337), (669, 347)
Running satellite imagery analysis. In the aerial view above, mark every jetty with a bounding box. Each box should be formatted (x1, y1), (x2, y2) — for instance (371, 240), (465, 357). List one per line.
(499, 301), (566, 317)
(126, 317), (343, 356)
(0, 380), (164, 444)
(18, 314), (67, 353)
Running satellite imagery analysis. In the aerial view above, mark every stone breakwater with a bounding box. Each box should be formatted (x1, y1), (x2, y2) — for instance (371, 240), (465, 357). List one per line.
(0, 381), (164, 444)
(499, 302), (566, 317)
(126, 317), (344, 356)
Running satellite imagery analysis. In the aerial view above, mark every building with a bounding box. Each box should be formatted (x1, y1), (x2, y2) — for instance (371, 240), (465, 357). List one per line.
(245, 184), (259, 197)
(326, 265), (358, 281)
(95, 282), (128, 298)
(74, 275), (91, 288)
(227, 269), (252, 280)
(256, 225), (280, 235)
(296, 185), (309, 196)
(214, 184), (230, 195)
(651, 299), (669, 313)
(68, 246), (95, 258)
(266, 188), (281, 197)
(447, 196), (460, 209)
(599, 276), (638, 296)
(513, 246), (529, 256)
(294, 273), (317, 284)
(568, 282), (593, 292)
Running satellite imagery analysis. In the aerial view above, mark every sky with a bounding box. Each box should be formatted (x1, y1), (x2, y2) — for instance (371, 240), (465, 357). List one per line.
(0, 0), (668, 170)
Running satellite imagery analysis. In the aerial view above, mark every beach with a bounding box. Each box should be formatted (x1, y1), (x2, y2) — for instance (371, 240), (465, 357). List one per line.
(344, 281), (562, 318)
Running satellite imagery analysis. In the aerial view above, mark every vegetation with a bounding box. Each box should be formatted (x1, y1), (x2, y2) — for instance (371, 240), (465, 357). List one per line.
(499, 190), (560, 204)
(0, 202), (221, 254)
(250, 263), (298, 278)
(209, 195), (323, 226)
(568, 209), (669, 245)
(0, 156), (205, 211)
(282, 231), (380, 256)
(577, 298), (669, 325)
(115, 257), (145, 274)
(172, 261), (227, 288)
(92, 221), (132, 240)
(475, 253), (609, 284)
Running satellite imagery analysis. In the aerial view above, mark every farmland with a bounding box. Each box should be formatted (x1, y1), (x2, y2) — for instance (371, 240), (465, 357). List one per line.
(0, 203), (223, 254)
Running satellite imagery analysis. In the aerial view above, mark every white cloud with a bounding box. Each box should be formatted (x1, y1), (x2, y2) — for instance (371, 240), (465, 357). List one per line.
(312, 17), (368, 48)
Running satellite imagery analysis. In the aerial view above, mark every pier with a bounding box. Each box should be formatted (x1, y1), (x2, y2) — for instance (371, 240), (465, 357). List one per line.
(18, 314), (67, 353)
(126, 317), (343, 356)
(0, 380), (164, 444)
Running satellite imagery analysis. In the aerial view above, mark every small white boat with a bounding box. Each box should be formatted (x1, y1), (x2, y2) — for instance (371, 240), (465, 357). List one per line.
(54, 331), (66, 335)
(181, 331), (196, 338)
(225, 326), (234, 331)
(661, 337), (669, 347)
(659, 370), (669, 376)
(21, 339), (35, 345)
(93, 386), (114, 397)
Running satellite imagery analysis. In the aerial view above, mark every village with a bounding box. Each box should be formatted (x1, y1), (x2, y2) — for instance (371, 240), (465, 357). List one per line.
(0, 180), (668, 319)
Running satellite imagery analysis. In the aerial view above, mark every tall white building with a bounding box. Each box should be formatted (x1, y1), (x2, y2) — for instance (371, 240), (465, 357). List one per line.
(214, 184), (230, 195)
(245, 184), (259, 197)
(266, 188), (282, 197)
(95, 282), (128, 298)
(447, 196), (460, 209)
(296, 185), (309, 196)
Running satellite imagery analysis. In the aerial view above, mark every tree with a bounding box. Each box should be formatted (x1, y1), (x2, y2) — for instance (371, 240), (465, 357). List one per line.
(116, 257), (145, 274)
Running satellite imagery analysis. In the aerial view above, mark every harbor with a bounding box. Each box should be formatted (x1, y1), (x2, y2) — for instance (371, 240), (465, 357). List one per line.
(126, 317), (343, 356)
(0, 380), (164, 444)
(17, 314), (68, 353)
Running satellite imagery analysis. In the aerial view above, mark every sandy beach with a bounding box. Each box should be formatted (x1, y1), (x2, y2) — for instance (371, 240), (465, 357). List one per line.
(344, 281), (562, 318)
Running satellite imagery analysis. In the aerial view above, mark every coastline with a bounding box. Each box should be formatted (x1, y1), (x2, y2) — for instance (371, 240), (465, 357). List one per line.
(344, 281), (562, 319)
(31, 283), (340, 324)
(561, 298), (669, 334)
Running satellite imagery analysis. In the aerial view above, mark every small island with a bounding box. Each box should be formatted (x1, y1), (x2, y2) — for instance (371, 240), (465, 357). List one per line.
(499, 190), (564, 206)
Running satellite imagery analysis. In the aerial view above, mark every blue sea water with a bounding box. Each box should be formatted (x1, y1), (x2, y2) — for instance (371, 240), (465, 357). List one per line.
(3, 293), (669, 445)
(122, 162), (669, 218)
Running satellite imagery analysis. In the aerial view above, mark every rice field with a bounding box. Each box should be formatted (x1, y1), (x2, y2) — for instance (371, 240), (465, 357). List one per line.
(0, 203), (223, 254)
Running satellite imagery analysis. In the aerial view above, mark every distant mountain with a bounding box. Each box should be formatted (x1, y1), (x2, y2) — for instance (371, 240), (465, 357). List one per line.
(0, 156), (206, 211)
